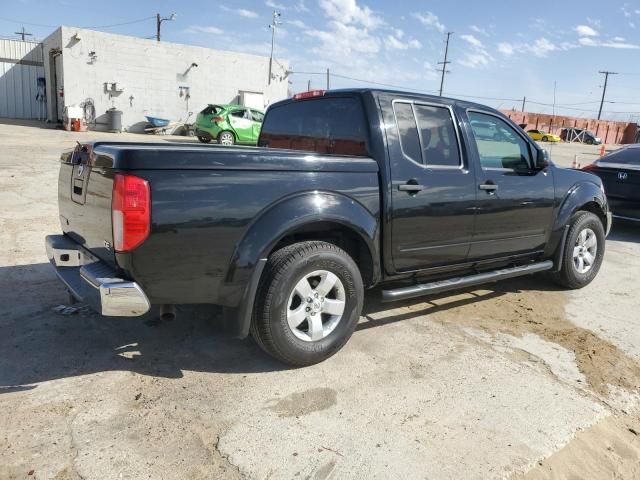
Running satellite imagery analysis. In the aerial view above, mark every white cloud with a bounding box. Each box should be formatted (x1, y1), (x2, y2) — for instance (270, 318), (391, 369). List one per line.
(498, 42), (515, 56)
(614, 36), (625, 41)
(238, 9), (258, 18)
(384, 33), (421, 50)
(574, 25), (598, 36)
(288, 19), (309, 29)
(459, 33), (492, 69)
(266, 0), (286, 9)
(412, 12), (445, 33)
(470, 25), (489, 36)
(530, 37), (557, 56)
(459, 53), (492, 68)
(186, 25), (224, 35)
(306, 21), (381, 57)
(580, 37), (639, 48)
(586, 17), (601, 27)
(460, 34), (484, 49)
(295, 1), (309, 12)
(318, 0), (384, 29)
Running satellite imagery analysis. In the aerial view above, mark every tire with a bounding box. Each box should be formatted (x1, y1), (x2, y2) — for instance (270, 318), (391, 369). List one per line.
(197, 134), (212, 144)
(550, 211), (605, 289)
(542, 136), (549, 142)
(218, 131), (235, 146)
(251, 241), (364, 366)
(586, 138), (594, 145)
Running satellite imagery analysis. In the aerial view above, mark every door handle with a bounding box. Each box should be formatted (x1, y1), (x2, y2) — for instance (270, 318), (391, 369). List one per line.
(398, 184), (424, 192)
(479, 183), (498, 192)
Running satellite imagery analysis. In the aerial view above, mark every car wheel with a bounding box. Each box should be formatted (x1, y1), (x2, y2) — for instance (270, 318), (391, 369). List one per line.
(218, 131), (235, 146)
(550, 211), (605, 289)
(251, 241), (364, 366)
(197, 134), (212, 144)
(586, 138), (594, 145)
(542, 136), (549, 142)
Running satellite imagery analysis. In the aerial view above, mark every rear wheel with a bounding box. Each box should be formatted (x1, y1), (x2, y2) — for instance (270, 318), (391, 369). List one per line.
(218, 131), (235, 146)
(197, 134), (212, 143)
(550, 211), (605, 289)
(251, 241), (364, 366)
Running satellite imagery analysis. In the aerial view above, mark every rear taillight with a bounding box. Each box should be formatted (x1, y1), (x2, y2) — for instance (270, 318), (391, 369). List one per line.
(112, 174), (150, 252)
(293, 90), (326, 100)
(211, 116), (224, 122)
(581, 162), (597, 172)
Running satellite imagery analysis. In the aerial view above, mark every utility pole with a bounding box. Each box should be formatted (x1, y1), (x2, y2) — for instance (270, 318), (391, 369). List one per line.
(438, 32), (453, 97)
(597, 70), (618, 120)
(307, 79), (311, 91)
(14, 26), (32, 41)
(268, 10), (282, 85)
(521, 96), (526, 112)
(156, 13), (176, 42)
(326, 68), (330, 90)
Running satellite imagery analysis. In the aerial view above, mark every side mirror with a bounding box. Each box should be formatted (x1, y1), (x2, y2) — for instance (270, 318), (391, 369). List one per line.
(536, 148), (550, 169)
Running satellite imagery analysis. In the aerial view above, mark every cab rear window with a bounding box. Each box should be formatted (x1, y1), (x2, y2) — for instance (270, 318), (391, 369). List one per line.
(259, 96), (368, 156)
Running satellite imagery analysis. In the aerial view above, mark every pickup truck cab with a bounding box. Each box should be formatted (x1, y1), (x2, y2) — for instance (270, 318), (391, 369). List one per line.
(46, 88), (611, 365)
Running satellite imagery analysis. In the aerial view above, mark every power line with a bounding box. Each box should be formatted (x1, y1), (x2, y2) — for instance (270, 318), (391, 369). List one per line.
(288, 70), (640, 115)
(0, 14), (155, 30)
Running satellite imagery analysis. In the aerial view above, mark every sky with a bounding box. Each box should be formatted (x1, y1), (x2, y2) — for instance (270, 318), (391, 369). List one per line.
(1, 0), (640, 120)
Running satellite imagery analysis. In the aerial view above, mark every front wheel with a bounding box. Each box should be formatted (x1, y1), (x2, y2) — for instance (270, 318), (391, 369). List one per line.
(550, 211), (605, 289)
(542, 136), (549, 142)
(251, 241), (364, 366)
(218, 131), (235, 146)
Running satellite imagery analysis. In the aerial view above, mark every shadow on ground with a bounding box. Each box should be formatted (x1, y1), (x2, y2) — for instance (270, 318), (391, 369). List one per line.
(2, 224), (637, 390)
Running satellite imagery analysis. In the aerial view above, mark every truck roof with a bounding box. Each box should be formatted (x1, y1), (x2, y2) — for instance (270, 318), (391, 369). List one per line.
(281, 87), (491, 111)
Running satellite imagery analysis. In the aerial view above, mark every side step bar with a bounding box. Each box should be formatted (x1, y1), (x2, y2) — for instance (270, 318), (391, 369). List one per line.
(381, 260), (554, 303)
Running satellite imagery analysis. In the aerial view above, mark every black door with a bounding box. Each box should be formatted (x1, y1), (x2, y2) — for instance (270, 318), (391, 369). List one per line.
(381, 96), (477, 272)
(464, 110), (555, 259)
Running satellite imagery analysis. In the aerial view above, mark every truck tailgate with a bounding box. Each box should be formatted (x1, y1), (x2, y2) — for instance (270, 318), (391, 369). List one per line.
(58, 144), (117, 267)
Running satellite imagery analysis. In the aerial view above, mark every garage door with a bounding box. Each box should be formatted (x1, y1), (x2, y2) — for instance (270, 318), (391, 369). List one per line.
(0, 39), (46, 119)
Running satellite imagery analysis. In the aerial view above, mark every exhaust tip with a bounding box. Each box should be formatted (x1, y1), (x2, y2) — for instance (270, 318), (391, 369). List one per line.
(159, 304), (176, 321)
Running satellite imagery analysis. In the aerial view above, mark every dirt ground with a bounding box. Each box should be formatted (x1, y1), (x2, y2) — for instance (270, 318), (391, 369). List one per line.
(1, 120), (639, 479)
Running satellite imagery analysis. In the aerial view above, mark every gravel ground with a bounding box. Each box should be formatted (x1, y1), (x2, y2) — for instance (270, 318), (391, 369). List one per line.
(0, 121), (639, 480)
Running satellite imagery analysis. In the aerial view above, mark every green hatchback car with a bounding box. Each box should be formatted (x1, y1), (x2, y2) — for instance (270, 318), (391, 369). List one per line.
(195, 104), (264, 145)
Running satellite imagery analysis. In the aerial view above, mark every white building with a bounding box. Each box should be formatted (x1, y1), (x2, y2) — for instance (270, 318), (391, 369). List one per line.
(2, 26), (290, 132)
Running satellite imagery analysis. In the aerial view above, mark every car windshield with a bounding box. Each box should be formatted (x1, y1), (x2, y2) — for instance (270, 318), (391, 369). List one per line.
(600, 147), (640, 165)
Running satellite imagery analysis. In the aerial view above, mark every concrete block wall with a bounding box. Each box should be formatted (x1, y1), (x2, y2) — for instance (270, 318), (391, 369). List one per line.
(42, 27), (289, 132)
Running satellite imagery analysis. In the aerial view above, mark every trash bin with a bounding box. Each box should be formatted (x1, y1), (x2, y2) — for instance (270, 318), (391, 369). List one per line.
(106, 108), (122, 133)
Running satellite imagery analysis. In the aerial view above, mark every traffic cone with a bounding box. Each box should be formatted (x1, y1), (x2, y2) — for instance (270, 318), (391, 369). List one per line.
(572, 155), (579, 169)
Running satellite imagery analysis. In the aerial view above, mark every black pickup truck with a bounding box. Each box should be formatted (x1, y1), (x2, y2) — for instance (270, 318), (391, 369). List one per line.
(46, 88), (611, 366)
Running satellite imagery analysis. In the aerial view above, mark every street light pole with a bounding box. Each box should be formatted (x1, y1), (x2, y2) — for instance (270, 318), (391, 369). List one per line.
(597, 70), (618, 120)
(268, 10), (281, 85)
(156, 13), (176, 42)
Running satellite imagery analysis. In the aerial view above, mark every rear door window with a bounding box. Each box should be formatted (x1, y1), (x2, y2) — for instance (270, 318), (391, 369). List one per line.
(414, 104), (460, 167)
(259, 96), (368, 156)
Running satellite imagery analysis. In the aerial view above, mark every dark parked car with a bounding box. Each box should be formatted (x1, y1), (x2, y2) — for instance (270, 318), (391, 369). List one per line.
(583, 145), (640, 222)
(560, 127), (602, 145)
(46, 88), (611, 366)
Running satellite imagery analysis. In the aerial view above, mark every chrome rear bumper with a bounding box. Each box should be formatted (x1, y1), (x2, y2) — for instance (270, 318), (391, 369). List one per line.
(45, 235), (150, 317)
